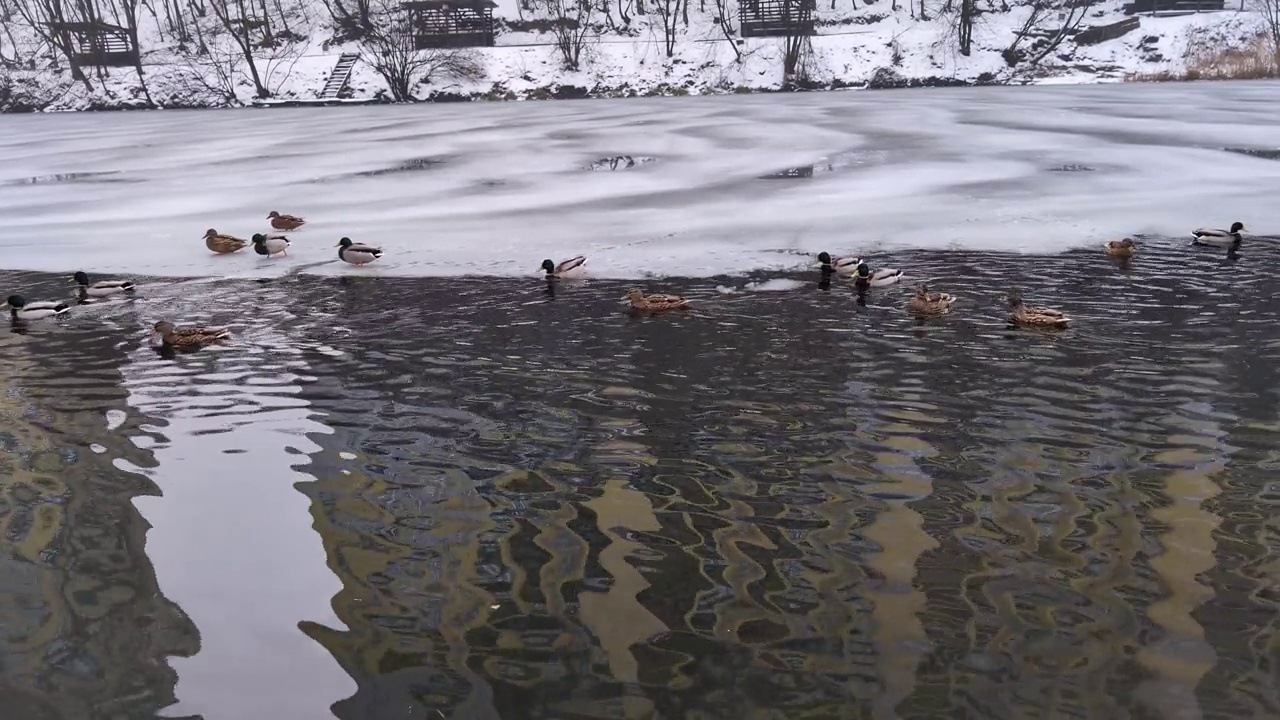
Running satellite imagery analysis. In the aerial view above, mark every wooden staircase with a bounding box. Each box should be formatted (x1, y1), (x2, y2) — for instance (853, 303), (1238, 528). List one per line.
(319, 53), (359, 99)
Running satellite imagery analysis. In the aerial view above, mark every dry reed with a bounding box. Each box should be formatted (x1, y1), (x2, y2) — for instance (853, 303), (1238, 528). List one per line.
(1127, 33), (1279, 82)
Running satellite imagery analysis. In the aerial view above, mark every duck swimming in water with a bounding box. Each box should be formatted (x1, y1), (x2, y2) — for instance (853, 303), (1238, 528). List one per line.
(817, 252), (859, 277)
(541, 256), (586, 279)
(1103, 238), (1137, 258)
(73, 271), (135, 297)
(1191, 222), (1245, 248)
(624, 289), (689, 312)
(1008, 291), (1070, 329)
(4, 295), (70, 321)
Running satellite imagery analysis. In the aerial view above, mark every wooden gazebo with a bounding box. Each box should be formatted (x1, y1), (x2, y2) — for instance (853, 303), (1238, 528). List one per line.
(739, 0), (816, 37)
(49, 21), (138, 67)
(400, 0), (498, 49)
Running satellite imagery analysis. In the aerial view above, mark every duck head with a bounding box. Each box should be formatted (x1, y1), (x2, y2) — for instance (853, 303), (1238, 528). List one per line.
(541, 259), (556, 274)
(73, 271), (90, 286)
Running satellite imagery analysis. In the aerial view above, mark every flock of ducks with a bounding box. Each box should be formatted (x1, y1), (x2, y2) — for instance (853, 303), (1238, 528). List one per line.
(202, 211), (385, 267)
(618, 222), (1248, 329)
(3, 210), (387, 349)
(1, 218), (1250, 345)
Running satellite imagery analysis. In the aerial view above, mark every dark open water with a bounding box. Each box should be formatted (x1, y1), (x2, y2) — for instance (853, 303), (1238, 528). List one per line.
(2, 238), (1279, 719)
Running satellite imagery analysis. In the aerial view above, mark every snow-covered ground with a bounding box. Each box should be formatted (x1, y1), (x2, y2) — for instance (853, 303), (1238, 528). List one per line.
(0, 0), (1270, 110)
(1, 79), (1278, 280)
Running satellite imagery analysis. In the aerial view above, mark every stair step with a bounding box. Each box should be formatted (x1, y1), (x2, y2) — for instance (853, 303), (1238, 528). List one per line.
(319, 54), (360, 99)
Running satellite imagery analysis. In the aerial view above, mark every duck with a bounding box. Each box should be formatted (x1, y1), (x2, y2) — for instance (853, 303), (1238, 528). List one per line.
(252, 233), (291, 258)
(1103, 238), (1137, 258)
(205, 229), (248, 254)
(906, 285), (954, 315)
(337, 237), (382, 265)
(625, 289), (689, 312)
(4, 295), (70, 321)
(151, 321), (231, 349)
(73, 271), (135, 297)
(854, 260), (904, 288)
(817, 252), (859, 277)
(267, 211), (306, 230)
(541, 256), (586, 279)
(1191, 222), (1245, 248)
(1008, 292), (1070, 328)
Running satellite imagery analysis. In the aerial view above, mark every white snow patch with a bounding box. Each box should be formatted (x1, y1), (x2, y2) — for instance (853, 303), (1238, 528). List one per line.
(2, 76), (1279, 280)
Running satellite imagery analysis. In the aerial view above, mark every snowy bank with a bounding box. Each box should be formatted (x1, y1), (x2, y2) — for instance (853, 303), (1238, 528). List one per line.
(0, 0), (1271, 112)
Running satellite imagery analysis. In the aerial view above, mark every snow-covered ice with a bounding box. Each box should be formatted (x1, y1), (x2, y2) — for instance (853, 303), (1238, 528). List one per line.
(2, 79), (1279, 280)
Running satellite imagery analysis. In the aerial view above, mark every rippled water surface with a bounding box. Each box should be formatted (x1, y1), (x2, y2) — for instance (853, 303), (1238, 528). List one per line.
(3, 238), (1280, 719)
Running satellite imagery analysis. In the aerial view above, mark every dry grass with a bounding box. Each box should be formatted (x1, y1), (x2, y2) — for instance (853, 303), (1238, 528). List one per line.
(1128, 34), (1280, 82)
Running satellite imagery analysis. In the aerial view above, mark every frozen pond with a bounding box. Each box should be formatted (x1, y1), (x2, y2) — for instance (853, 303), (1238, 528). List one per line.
(1, 81), (1279, 279)
(4, 85), (1280, 720)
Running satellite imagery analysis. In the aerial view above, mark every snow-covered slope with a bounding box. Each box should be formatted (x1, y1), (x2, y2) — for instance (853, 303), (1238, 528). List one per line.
(0, 0), (1270, 111)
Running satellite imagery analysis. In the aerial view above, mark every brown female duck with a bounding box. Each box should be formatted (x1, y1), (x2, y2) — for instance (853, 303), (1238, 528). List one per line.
(625, 289), (689, 312)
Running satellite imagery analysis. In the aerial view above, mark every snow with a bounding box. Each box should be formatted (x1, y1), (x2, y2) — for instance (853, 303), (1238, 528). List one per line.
(2, 79), (1279, 280)
(0, 0), (1270, 110)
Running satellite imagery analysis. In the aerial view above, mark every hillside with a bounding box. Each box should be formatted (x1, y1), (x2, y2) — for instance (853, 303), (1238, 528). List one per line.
(0, 0), (1270, 111)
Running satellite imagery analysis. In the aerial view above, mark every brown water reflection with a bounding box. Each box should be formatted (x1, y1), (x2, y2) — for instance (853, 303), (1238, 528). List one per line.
(0, 313), (197, 719)
(2, 237), (1279, 718)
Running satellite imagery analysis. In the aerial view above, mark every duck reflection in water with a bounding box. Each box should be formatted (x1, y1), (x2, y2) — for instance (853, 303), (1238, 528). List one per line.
(818, 264), (833, 291)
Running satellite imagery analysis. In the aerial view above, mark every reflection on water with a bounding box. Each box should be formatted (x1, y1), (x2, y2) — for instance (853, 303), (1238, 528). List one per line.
(3, 237), (1280, 718)
(0, 314), (196, 718)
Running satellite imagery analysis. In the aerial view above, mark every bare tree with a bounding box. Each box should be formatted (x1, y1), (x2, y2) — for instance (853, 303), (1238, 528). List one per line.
(1002, 0), (1091, 66)
(359, 1), (484, 101)
(322, 0), (375, 41)
(10, 0), (95, 88)
(1027, 0), (1094, 64)
(778, 0), (816, 80)
(1255, 0), (1280, 69)
(956, 0), (974, 55)
(173, 0), (306, 102)
(654, 0), (678, 56)
(0, 0), (19, 67)
(103, 0), (154, 105)
(192, 0), (307, 98)
(533, 0), (595, 70)
(711, 0), (740, 62)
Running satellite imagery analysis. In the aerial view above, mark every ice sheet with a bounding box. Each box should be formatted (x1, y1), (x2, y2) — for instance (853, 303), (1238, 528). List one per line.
(1, 81), (1279, 280)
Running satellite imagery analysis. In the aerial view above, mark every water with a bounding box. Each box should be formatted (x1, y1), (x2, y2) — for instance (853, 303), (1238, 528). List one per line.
(2, 231), (1279, 718)
(1, 81), (1279, 279)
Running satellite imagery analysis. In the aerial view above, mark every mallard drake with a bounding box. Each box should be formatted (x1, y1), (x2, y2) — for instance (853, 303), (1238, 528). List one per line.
(337, 237), (382, 265)
(1008, 292), (1070, 328)
(1192, 222), (1245, 248)
(625, 289), (689, 312)
(252, 233), (290, 258)
(906, 285), (954, 315)
(73, 271), (135, 297)
(854, 260), (904, 288)
(541, 256), (586, 279)
(267, 211), (306, 230)
(817, 252), (859, 277)
(3, 295), (70, 321)
(1103, 238), (1137, 258)
(205, 229), (248, 254)
(151, 321), (231, 349)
